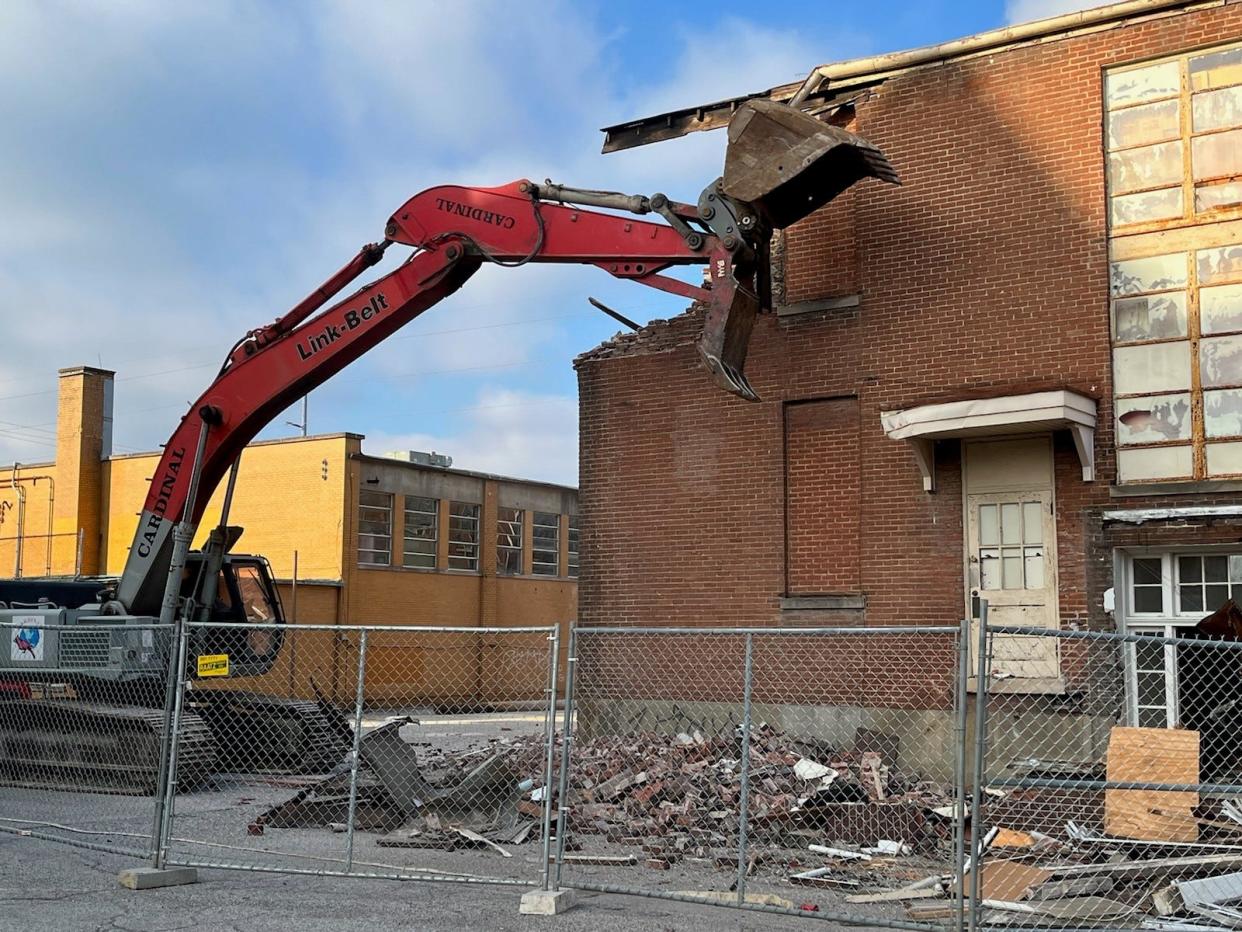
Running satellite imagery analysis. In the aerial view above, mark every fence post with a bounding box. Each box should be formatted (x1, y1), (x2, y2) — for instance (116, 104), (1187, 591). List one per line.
(953, 616), (970, 932)
(155, 615), (193, 868)
(967, 600), (991, 932)
(344, 630), (369, 872)
(736, 632), (755, 907)
(553, 625), (578, 891)
(539, 627), (561, 891)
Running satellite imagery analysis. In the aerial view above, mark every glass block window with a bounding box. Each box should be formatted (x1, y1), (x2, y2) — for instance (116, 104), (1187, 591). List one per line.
(532, 512), (559, 576)
(567, 514), (579, 579)
(402, 496), (438, 569)
(448, 501), (480, 571)
(358, 490), (392, 566)
(497, 507), (523, 575)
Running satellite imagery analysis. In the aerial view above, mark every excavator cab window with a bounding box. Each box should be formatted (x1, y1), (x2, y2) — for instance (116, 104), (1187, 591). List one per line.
(196, 557), (284, 677)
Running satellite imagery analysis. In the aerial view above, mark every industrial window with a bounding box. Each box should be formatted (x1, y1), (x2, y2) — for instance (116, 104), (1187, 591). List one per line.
(1107, 43), (1242, 482)
(447, 501), (480, 571)
(1105, 44), (1242, 230)
(497, 507), (523, 575)
(357, 490), (392, 566)
(402, 496), (438, 569)
(566, 514), (579, 579)
(532, 511), (559, 576)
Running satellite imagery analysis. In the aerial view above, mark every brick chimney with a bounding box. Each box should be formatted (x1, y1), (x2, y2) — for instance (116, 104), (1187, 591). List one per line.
(53, 366), (114, 574)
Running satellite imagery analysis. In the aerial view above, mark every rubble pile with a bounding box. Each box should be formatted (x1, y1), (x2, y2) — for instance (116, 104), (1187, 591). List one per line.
(560, 724), (952, 851)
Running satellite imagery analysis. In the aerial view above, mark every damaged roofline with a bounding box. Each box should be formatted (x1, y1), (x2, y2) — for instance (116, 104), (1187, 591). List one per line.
(600, 0), (1212, 153)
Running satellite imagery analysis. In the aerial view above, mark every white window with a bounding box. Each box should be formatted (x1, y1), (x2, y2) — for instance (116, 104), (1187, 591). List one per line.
(1121, 549), (1241, 729)
(497, 507), (523, 575)
(532, 512), (559, 576)
(358, 490), (392, 566)
(448, 502), (480, 571)
(402, 496), (438, 569)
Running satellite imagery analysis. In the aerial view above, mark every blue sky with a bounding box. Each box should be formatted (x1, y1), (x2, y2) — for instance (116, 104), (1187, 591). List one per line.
(0, 0), (1091, 484)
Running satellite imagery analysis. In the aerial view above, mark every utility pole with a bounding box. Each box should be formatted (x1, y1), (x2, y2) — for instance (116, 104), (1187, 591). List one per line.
(286, 394), (308, 437)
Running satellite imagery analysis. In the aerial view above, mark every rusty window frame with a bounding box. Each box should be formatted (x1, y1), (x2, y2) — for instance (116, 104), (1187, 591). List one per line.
(1105, 41), (1242, 236)
(1107, 43), (1242, 482)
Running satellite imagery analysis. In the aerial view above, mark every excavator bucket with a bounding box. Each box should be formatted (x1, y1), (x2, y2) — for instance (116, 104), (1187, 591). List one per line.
(722, 98), (899, 230)
(699, 99), (899, 401)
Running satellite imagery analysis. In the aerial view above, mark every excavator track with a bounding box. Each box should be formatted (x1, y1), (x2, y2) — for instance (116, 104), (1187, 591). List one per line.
(190, 691), (349, 775)
(0, 700), (217, 795)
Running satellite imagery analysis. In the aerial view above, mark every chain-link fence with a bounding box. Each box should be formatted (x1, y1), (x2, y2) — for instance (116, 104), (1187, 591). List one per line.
(0, 620), (180, 858)
(971, 620), (1242, 931)
(551, 625), (969, 931)
(155, 622), (562, 888)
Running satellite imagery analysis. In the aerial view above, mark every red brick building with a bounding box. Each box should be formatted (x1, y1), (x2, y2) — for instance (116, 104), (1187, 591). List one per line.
(577, 1), (1242, 728)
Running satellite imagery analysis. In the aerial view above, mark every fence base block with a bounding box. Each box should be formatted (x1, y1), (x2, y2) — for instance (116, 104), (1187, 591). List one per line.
(117, 867), (199, 890)
(519, 888), (578, 915)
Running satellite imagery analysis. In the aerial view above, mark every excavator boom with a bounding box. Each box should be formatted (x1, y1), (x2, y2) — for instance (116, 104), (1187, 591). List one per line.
(116, 103), (898, 616)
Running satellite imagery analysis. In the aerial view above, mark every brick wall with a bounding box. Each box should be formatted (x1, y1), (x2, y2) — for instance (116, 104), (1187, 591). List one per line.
(785, 398), (861, 594)
(576, 4), (1242, 641)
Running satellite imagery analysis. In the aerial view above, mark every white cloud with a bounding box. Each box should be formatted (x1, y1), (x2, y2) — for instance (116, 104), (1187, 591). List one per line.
(361, 386), (578, 486)
(0, 1), (869, 483)
(1005, 0), (1117, 25)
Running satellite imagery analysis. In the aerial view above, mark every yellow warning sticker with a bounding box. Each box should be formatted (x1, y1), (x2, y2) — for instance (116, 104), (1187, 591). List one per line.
(196, 654), (230, 678)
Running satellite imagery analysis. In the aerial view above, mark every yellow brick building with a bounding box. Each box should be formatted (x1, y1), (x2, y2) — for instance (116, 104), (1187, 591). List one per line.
(0, 367), (577, 704)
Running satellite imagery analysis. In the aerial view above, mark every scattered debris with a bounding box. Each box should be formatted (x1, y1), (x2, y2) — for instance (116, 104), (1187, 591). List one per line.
(788, 867), (860, 888)
(845, 875), (944, 904)
(674, 891), (796, 909)
(965, 860), (1051, 902)
(808, 844), (871, 861)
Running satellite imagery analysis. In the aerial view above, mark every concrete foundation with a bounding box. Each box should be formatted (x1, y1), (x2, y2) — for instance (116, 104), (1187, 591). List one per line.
(117, 867), (199, 890)
(519, 887), (578, 915)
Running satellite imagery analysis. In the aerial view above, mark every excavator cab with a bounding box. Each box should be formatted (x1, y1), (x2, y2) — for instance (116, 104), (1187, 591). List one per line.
(188, 553), (285, 679)
(697, 99), (899, 401)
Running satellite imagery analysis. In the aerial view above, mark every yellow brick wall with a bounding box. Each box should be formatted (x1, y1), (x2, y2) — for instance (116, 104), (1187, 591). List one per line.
(101, 434), (354, 580)
(0, 463), (57, 578)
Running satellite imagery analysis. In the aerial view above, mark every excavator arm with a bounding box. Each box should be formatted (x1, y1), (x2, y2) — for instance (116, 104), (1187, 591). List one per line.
(116, 103), (899, 616)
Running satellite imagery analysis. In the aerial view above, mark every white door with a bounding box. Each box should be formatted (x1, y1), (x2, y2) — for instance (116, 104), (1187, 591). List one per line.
(964, 438), (1061, 685)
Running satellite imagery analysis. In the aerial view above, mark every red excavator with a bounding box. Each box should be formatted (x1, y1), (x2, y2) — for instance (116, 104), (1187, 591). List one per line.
(0, 102), (897, 792)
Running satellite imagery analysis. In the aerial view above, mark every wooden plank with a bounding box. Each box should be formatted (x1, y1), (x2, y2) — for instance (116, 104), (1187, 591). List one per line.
(1104, 726), (1199, 842)
(964, 860), (1051, 901)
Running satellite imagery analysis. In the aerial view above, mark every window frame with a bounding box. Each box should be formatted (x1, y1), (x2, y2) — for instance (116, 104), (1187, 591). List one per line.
(402, 495), (439, 570)
(1105, 41), (1242, 236)
(531, 511), (560, 577)
(1107, 42), (1242, 483)
(447, 501), (481, 572)
(1119, 547), (1241, 729)
(496, 506), (524, 576)
(357, 490), (393, 567)
(566, 514), (579, 579)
